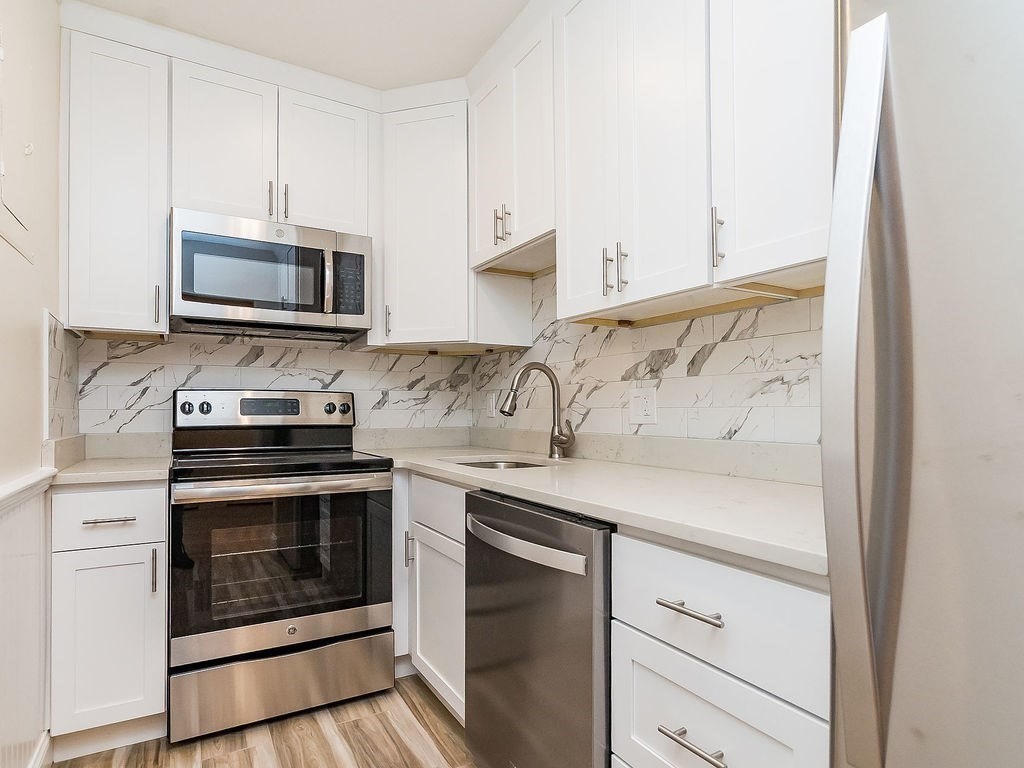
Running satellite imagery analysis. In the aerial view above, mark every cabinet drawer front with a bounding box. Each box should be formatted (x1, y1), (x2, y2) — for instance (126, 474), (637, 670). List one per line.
(612, 535), (830, 717)
(612, 621), (828, 768)
(409, 475), (471, 543)
(52, 485), (167, 551)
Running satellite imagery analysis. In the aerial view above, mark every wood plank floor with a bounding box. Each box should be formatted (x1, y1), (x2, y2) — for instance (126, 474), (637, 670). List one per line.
(55, 676), (476, 768)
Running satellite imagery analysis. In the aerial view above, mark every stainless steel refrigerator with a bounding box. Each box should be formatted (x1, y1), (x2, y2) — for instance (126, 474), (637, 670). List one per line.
(824, 2), (1024, 766)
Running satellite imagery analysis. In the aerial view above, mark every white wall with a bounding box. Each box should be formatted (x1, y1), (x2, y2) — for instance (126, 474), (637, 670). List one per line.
(0, 1), (60, 766)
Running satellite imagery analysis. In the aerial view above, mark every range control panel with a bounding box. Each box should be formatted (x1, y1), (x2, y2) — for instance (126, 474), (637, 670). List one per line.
(174, 390), (355, 428)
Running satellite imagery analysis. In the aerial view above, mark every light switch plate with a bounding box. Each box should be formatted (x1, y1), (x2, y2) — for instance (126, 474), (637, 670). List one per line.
(629, 388), (657, 425)
(487, 392), (498, 419)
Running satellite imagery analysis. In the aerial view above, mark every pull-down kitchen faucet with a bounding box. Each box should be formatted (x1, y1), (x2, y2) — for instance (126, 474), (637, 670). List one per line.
(499, 362), (575, 459)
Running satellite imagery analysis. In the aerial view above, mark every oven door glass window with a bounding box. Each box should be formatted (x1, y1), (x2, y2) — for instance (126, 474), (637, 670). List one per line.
(170, 490), (391, 639)
(181, 230), (325, 313)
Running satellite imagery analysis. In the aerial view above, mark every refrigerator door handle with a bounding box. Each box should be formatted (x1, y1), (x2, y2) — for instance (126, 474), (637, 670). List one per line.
(822, 13), (913, 768)
(466, 513), (588, 576)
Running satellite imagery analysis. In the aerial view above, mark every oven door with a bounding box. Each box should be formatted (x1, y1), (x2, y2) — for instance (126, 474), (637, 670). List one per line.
(169, 472), (392, 667)
(171, 208), (338, 329)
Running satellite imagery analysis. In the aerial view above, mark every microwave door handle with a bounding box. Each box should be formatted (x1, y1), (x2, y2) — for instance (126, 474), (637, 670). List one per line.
(322, 252), (334, 314)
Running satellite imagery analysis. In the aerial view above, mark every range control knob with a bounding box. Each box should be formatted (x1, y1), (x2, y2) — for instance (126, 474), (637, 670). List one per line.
(324, 402), (337, 415)
(338, 402), (352, 415)
(179, 402), (194, 415)
(198, 401), (213, 415)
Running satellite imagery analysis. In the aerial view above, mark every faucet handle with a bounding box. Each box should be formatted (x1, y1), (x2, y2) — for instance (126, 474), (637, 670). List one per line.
(555, 419), (576, 448)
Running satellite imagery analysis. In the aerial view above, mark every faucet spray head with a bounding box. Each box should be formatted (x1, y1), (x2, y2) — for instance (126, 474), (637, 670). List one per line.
(498, 389), (518, 417)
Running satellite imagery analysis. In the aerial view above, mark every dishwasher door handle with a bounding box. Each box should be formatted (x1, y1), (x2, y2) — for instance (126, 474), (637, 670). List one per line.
(466, 513), (588, 576)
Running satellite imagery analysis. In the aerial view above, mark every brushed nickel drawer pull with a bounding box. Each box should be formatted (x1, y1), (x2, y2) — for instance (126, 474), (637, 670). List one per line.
(81, 516), (137, 525)
(656, 597), (725, 629)
(151, 547), (158, 593)
(658, 725), (727, 768)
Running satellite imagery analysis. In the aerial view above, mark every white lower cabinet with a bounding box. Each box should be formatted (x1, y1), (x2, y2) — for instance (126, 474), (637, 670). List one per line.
(408, 520), (466, 721)
(611, 621), (829, 768)
(51, 543), (167, 735)
(50, 482), (168, 736)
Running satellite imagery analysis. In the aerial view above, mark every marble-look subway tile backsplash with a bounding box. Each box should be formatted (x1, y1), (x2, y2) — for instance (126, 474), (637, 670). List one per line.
(47, 314), (81, 439)
(75, 275), (822, 446)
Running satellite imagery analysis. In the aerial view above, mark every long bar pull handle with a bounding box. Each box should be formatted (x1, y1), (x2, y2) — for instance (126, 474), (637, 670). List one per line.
(268, 180), (274, 217)
(655, 597), (725, 629)
(711, 206), (725, 268)
(82, 516), (138, 525)
(602, 247), (614, 296)
(493, 207), (500, 246)
(284, 183), (290, 219)
(322, 253), (334, 314)
(616, 241), (629, 291)
(153, 285), (160, 324)
(502, 204), (512, 241)
(385, 304), (392, 337)
(467, 513), (587, 576)
(404, 530), (415, 567)
(151, 547), (158, 593)
(658, 725), (727, 768)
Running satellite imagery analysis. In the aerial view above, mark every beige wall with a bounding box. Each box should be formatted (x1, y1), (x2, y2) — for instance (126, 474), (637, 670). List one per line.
(0, 0), (60, 484)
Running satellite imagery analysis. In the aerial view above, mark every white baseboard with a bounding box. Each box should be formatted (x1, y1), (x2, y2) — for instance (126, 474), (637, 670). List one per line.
(395, 654), (416, 679)
(26, 732), (52, 768)
(51, 714), (165, 763)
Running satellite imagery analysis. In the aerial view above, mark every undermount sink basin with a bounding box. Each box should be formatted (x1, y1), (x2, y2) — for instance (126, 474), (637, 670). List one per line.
(459, 460), (546, 470)
(440, 455), (560, 470)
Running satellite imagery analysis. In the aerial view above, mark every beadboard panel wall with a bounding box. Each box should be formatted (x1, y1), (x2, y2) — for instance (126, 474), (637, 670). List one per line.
(77, 335), (474, 433)
(472, 274), (823, 444)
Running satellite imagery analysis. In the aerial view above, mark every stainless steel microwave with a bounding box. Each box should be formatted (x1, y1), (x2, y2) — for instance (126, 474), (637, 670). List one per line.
(170, 208), (372, 341)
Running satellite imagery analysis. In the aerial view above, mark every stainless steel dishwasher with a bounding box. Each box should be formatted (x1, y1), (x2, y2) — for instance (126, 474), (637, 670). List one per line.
(465, 490), (612, 768)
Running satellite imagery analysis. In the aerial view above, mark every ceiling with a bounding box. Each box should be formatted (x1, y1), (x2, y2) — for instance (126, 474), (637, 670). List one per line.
(78, 0), (531, 90)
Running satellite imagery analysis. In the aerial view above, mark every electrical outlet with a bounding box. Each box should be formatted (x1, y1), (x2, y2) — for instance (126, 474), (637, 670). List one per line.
(628, 388), (657, 425)
(487, 392), (498, 419)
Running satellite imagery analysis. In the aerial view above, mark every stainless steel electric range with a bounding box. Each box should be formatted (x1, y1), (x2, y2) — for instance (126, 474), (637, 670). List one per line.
(167, 389), (394, 742)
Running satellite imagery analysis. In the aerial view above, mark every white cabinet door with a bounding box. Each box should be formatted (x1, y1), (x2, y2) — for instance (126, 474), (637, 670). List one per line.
(611, 621), (829, 768)
(507, 21), (556, 252)
(709, 0), (834, 282)
(278, 89), (368, 234)
(409, 521), (466, 720)
(51, 544), (167, 735)
(554, 0), (619, 319)
(382, 102), (469, 343)
(67, 34), (169, 333)
(616, 0), (712, 302)
(171, 61), (278, 220)
(469, 77), (512, 268)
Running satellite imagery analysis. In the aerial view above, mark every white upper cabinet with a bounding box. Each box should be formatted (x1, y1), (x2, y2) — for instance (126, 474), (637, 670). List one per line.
(553, 0), (620, 319)
(171, 61), (278, 220)
(67, 33), (169, 333)
(278, 88), (369, 233)
(469, 18), (554, 269)
(469, 78), (513, 267)
(616, 0), (711, 303)
(709, 0), (834, 283)
(382, 102), (470, 344)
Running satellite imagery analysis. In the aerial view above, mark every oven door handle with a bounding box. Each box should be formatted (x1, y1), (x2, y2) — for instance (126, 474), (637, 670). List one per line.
(171, 472), (392, 504)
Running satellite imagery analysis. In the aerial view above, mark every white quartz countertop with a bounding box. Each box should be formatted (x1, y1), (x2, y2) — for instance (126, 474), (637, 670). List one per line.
(376, 446), (827, 576)
(53, 457), (170, 485)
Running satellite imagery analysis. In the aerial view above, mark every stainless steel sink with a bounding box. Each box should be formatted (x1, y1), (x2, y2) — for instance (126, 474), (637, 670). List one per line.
(459, 460), (546, 470)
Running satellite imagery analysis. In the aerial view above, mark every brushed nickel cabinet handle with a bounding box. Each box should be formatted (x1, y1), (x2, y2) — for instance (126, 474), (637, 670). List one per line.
(82, 516), (137, 525)
(656, 597), (725, 629)
(602, 247), (614, 296)
(404, 530), (415, 567)
(153, 285), (160, 324)
(502, 204), (512, 241)
(494, 207), (501, 245)
(711, 205), (725, 268)
(658, 725), (727, 768)
(284, 183), (290, 219)
(385, 304), (392, 337)
(151, 547), (158, 593)
(616, 241), (629, 291)
(268, 180), (274, 217)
